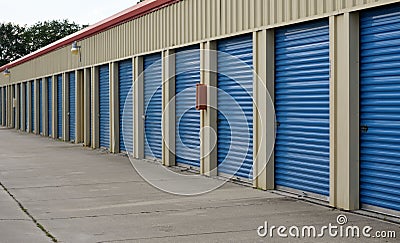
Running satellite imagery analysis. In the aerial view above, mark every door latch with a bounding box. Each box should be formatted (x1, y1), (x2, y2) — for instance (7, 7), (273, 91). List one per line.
(360, 124), (368, 133)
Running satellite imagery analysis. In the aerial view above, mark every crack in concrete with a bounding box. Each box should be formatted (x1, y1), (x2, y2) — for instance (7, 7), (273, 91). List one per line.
(0, 181), (58, 242)
(96, 228), (256, 242)
(38, 202), (264, 221)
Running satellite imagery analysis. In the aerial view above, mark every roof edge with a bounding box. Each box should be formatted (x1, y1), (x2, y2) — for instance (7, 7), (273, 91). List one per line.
(0, 0), (180, 72)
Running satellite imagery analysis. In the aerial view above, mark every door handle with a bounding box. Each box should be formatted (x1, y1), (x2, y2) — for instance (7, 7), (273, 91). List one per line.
(360, 124), (368, 133)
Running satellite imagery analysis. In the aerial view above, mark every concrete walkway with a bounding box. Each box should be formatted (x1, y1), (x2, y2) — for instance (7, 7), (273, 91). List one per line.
(0, 128), (398, 243)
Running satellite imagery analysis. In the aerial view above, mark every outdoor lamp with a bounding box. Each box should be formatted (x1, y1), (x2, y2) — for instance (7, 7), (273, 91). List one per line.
(71, 41), (82, 62)
(3, 69), (10, 77)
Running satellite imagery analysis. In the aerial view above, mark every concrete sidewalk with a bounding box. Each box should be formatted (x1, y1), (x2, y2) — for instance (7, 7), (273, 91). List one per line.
(0, 128), (398, 243)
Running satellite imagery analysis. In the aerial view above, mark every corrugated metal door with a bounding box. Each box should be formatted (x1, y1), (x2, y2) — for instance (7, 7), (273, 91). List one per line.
(57, 75), (62, 139)
(274, 20), (330, 198)
(12, 85), (15, 128)
(48, 77), (52, 137)
(0, 87), (2, 125)
(69, 72), (76, 141)
(119, 59), (133, 153)
(217, 35), (253, 179)
(360, 6), (400, 213)
(99, 65), (110, 149)
(19, 84), (22, 130)
(25, 83), (28, 131)
(31, 81), (35, 133)
(144, 53), (162, 159)
(3, 87), (7, 126)
(175, 45), (200, 167)
(39, 80), (43, 134)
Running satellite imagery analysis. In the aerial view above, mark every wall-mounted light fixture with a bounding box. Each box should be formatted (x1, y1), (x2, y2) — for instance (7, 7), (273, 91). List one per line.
(3, 68), (11, 77)
(71, 41), (82, 62)
(3, 68), (10, 77)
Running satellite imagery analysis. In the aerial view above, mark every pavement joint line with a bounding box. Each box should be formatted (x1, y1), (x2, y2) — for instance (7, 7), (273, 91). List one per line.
(22, 194), (274, 203)
(8, 180), (144, 190)
(37, 202), (266, 221)
(96, 228), (256, 242)
(0, 219), (31, 221)
(0, 181), (59, 242)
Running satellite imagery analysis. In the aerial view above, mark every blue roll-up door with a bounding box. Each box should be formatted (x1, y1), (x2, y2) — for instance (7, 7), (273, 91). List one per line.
(360, 5), (400, 214)
(69, 72), (76, 142)
(31, 81), (35, 133)
(119, 59), (133, 153)
(19, 84), (22, 130)
(25, 83), (28, 131)
(217, 35), (253, 179)
(57, 75), (62, 139)
(47, 77), (52, 137)
(274, 20), (330, 198)
(175, 45), (200, 167)
(99, 65), (110, 149)
(3, 87), (6, 126)
(144, 53), (162, 159)
(0, 87), (2, 125)
(12, 85), (15, 128)
(39, 80), (43, 134)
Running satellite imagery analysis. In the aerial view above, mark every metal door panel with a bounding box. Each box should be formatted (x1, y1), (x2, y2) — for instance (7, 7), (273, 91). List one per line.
(275, 20), (330, 197)
(144, 53), (162, 159)
(119, 59), (133, 153)
(175, 45), (200, 167)
(360, 5), (400, 213)
(99, 65), (110, 149)
(217, 34), (254, 179)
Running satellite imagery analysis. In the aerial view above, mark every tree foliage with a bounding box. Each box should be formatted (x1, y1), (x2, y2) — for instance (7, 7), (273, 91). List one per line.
(0, 20), (84, 67)
(23, 20), (83, 54)
(0, 23), (26, 66)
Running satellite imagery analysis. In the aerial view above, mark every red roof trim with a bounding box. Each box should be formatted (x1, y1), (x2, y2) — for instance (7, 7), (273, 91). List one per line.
(1, 0), (180, 72)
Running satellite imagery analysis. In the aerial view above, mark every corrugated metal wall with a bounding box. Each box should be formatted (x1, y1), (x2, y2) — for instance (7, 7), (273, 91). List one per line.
(0, 0), (390, 85)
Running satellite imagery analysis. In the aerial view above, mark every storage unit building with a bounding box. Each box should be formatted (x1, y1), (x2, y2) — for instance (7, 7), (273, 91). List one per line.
(0, 0), (399, 218)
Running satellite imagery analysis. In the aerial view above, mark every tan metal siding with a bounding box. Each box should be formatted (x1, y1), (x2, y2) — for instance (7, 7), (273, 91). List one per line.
(1, 0), (397, 85)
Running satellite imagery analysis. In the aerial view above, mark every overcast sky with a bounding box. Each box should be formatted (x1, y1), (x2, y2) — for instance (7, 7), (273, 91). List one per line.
(2, 0), (140, 26)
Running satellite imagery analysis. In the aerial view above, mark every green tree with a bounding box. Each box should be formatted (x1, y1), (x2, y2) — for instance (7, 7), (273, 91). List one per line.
(0, 23), (27, 66)
(23, 20), (83, 54)
(0, 20), (84, 66)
